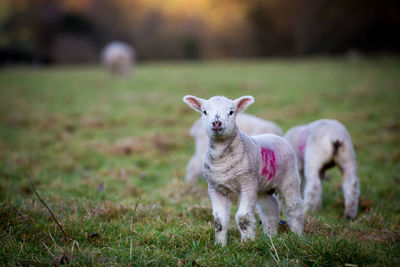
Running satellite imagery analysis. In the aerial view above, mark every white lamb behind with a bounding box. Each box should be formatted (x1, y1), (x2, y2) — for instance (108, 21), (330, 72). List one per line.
(284, 119), (360, 219)
(185, 113), (283, 184)
(183, 95), (303, 246)
(101, 41), (135, 76)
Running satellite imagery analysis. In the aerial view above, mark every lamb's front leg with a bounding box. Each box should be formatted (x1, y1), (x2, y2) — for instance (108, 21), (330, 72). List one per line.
(236, 185), (257, 242)
(208, 185), (232, 246)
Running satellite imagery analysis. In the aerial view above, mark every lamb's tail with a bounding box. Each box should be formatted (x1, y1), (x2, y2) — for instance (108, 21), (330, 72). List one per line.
(332, 140), (342, 156)
(319, 140), (343, 180)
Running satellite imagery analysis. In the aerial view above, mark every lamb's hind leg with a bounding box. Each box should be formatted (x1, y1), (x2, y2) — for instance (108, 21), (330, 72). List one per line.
(335, 148), (360, 219)
(303, 162), (323, 212)
(256, 193), (280, 236)
(208, 185), (231, 246)
(280, 169), (304, 235)
(303, 142), (330, 212)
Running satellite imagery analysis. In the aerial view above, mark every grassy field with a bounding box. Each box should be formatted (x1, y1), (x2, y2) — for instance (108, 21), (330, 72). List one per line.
(0, 56), (399, 266)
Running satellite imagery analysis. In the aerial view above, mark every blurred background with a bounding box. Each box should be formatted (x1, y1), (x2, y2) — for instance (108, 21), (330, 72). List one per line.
(0, 1), (399, 264)
(0, 0), (399, 65)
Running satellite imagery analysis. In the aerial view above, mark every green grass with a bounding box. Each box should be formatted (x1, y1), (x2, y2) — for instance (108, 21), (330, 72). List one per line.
(0, 56), (400, 266)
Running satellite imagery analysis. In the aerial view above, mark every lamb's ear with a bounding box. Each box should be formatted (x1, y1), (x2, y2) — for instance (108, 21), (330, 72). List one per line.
(183, 95), (205, 112)
(234, 96), (254, 113)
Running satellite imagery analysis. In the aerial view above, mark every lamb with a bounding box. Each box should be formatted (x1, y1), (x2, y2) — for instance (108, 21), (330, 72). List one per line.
(284, 119), (360, 219)
(101, 41), (135, 76)
(185, 113), (283, 184)
(183, 95), (304, 246)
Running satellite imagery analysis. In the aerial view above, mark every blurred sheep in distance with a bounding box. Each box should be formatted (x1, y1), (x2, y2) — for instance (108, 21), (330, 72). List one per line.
(101, 41), (135, 76)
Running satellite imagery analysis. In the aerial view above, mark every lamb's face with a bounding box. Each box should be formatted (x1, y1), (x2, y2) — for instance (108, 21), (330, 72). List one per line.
(183, 95), (255, 140)
(201, 96), (237, 139)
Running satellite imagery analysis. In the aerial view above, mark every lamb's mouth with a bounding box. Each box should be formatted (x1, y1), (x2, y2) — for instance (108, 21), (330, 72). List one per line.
(212, 127), (224, 134)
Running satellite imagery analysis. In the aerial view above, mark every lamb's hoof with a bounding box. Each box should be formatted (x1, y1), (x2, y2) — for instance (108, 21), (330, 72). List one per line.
(214, 241), (226, 247)
(345, 214), (356, 220)
(241, 236), (255, 243)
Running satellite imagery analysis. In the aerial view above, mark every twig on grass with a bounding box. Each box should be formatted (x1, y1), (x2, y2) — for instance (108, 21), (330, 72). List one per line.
(130, 196), (141, 261)
(270, 252), (279, 265)
(42, 242), (55, 257)
(49, 230), (71, 264)
(27, 176), (68, 241)
(267, 233), (280, 264)
(49, 231), (63, 251)
(71, 240), (81, 254)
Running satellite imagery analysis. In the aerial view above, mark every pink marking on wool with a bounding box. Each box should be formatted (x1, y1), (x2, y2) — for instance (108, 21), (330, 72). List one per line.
(261, 147), (269, 176)
(298, 128), (308, 159)
(261, 147), (277, 180)
(268, 149), (276, 180)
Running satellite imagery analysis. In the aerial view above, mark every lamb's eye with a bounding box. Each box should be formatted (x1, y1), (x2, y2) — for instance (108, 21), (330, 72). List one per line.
(203, 111), (207, 115)
(229, 111), (234, 115)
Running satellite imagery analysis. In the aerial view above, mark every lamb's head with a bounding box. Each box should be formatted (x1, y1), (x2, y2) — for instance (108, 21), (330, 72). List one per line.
(183, 95), (254, 140)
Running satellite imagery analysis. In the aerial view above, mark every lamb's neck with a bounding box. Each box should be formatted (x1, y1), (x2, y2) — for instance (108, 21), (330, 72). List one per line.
(207, 127), (244, 164)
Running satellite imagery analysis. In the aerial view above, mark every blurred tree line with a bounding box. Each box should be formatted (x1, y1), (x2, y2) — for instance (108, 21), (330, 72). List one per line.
(0, 0), (399, 64)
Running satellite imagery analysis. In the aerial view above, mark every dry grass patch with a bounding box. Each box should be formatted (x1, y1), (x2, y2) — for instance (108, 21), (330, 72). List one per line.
(99, 133), (186, 156)
(304, 215), (337, 237)
(159, 178), (208, 203)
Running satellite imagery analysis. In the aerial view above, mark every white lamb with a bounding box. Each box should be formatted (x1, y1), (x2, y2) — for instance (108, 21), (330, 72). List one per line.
(185, 113), (283, 184)
(183, 95), (303, 246)
(101, 41), (135, 76)
(284, 119), (360, 219)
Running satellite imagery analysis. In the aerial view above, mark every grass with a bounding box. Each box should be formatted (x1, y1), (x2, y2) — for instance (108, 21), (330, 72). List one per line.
(0, 56), (399, 266)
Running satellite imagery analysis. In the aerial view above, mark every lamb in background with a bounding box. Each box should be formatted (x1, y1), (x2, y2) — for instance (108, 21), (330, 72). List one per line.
(185, 113), (283, 184)
(183, 95), (303, 246)
(101, 41), (135, 76)
(284, 119), (360, 219)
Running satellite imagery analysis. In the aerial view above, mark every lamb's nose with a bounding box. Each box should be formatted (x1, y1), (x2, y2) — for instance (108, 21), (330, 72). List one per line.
(212, 121), (222, 127)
